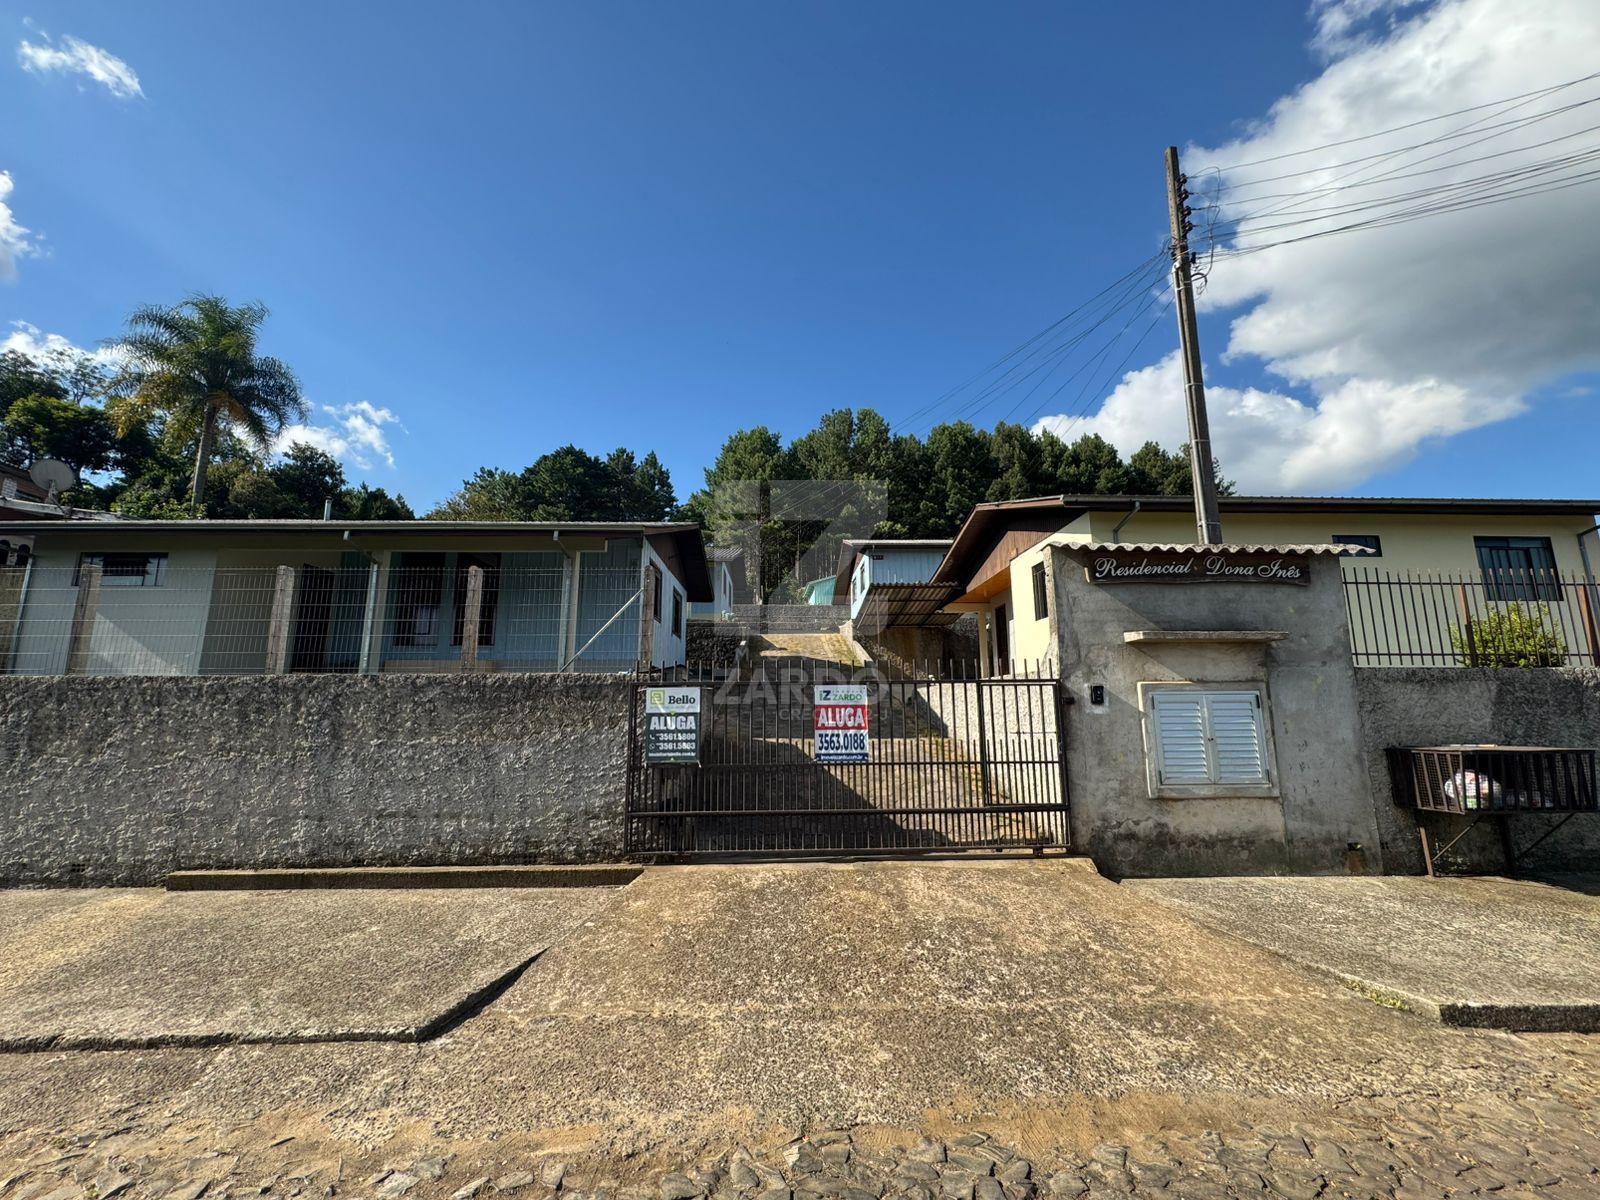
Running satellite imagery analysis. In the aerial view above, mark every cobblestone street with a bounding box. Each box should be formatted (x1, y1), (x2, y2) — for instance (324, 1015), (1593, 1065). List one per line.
(4, 1065), (1600, 1200)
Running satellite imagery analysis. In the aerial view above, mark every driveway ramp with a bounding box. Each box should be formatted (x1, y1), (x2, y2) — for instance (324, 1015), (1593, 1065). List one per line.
(0, 885), (618, 1051)
(1129, 874), (1600, 1031)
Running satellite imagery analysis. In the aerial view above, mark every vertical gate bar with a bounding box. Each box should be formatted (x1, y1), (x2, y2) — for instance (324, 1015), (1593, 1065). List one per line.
(625, 679), (639, 854)
(1056, 678), (1072, 846)
(976, 675), (992, 806)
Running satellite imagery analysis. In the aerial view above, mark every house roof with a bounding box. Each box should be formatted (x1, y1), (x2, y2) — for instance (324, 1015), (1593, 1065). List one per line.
(1067, 541), (1375, 556)
(936, 494), (1600, 589)
(0, 518), (715, 599)
(832, 537), (954, 596)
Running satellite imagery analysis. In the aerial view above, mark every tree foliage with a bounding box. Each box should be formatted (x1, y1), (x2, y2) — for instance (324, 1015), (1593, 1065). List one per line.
(109, 295), (307, 511)
(428, 444), (679, 522)
(684, 407), (1233, 601)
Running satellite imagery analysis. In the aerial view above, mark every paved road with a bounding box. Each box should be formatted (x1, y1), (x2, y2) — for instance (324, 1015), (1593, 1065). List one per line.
(2, 862), (1599, 1197)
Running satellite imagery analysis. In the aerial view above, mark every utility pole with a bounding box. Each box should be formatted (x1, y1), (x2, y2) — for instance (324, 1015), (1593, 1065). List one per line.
(1164, 146), (1224, 545)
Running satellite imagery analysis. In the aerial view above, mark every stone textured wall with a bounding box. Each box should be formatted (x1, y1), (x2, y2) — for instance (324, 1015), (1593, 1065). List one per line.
(685, 620), (745, 667)
(729, 604), (847, 634)
(0, 674), (632, 886)
(1355, 667), (1600, 874)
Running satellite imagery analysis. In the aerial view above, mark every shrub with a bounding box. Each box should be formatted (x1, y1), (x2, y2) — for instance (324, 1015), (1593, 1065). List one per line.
(1452, 603), (1566, 667)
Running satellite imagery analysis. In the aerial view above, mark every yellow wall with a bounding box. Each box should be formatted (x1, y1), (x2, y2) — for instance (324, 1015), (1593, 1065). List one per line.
(988, 508), (1598, 676)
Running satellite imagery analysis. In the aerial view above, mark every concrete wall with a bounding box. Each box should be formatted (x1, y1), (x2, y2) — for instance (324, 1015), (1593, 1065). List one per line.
(1354, 667), (1600, 874)
(1052, 546), (1383, 877)
(0, 674), (631, 886)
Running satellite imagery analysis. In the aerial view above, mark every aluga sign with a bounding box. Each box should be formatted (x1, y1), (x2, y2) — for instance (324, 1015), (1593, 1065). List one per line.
(814, 684), (871, 764)
(644, 687), (702, 765)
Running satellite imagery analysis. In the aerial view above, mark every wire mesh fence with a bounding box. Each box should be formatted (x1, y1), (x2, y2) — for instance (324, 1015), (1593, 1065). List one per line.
(0, 563), (655, 676)
(1344, 568), (1600, 667)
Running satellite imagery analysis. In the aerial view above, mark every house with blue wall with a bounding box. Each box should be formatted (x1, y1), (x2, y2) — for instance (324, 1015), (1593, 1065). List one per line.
(0, 519), (710, 676)
(831, 538), (955, 635)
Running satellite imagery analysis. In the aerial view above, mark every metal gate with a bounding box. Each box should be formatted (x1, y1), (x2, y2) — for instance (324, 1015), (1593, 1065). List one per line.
(625, 663), (1071, 857)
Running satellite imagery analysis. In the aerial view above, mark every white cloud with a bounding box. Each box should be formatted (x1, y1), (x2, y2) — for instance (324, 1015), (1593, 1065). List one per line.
(275, 401), (403, 472)
(1040, 350), (1520, 492)
(0, 172), (41, 281)
(1035, 0), (1600, 493)
(17, 31), (143, 99)
(1, 320), (124, 368)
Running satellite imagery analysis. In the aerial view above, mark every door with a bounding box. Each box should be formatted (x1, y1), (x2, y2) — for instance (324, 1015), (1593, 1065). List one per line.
(993, 603), (1010, 676)
(289, 566), (335, 672)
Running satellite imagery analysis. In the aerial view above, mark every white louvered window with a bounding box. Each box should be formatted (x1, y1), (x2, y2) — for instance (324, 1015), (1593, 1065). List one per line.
(1150, 690), (1269, 788)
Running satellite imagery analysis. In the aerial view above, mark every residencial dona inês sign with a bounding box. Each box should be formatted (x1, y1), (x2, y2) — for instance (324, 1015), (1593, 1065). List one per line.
(644, 687), (702, 764)
(1084, 550), (1310, 586)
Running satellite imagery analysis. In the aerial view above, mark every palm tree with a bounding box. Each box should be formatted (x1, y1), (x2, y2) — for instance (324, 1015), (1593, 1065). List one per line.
(111, 295), (306, 512)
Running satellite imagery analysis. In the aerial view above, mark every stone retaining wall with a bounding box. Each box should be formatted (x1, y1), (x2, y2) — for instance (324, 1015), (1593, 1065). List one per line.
(1355, 667), (1600, 874)
(730, 604), (847, 634)
(0, 674), (631, 886)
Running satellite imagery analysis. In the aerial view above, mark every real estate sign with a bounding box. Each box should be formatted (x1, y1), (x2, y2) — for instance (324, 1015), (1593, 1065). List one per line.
(644, 686), (702, 765)
(814, 683), (870, 764)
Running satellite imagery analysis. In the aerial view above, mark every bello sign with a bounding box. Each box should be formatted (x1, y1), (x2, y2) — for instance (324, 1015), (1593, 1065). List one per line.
(644, 687), (701, 764)
(814, 684), (871, 764)
(1085, 550), (1310, 586)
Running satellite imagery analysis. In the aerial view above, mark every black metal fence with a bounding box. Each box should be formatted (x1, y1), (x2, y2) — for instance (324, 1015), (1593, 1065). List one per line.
(1344, 569), (1600, 667)
(625, 661), (1070, 857)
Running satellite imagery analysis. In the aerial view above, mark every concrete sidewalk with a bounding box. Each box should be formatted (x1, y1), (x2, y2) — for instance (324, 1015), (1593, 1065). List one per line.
(0, 885), (619, 1050)
(1127, 873), (1600, 1030)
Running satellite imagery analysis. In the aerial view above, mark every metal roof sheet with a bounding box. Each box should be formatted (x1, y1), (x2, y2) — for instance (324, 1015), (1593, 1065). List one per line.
(1070, 541), (1376, 556)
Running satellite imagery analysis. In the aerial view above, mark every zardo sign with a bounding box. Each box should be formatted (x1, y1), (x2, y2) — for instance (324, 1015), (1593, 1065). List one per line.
(814, 684), (870, 764)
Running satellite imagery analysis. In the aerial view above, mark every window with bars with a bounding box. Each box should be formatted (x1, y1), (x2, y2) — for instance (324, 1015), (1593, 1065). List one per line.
(1148, 688), (1273, 794)
(1031, 561), (1049, 621)
(75, 552), (167, 587)
(1474, 536), (1561, 602)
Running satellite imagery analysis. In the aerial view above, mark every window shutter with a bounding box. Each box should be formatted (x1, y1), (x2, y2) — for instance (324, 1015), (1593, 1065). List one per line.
(1206, 692), (1267, 784)
(1151, 689), (1270, 788)
(1153, 692), (1210, 784)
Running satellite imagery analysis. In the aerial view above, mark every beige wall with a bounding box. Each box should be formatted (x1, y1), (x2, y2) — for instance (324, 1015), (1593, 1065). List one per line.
(1086, 509), (1596, 577)
(984, 508), (1598, 677)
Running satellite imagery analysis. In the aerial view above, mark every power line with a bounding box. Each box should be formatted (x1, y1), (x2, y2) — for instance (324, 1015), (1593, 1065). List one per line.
(1212, 68), (1600, 171)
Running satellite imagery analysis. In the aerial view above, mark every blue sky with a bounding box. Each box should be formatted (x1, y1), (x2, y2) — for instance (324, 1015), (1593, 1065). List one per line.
(2, 0), (1597, 509)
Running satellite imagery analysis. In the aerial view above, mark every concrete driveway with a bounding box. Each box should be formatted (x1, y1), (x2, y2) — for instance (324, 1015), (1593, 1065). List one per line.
(0, 886), (617, 1050)
(1127, 873), (1600, 1030)
(1, 858), (1583, 1164)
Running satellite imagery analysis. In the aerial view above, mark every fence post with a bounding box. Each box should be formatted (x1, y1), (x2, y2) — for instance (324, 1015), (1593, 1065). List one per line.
(460, 564), (484, 670)
(265, 565), (298, 675)
(359, 553), (390, 675)
(65, 563), (102, 675)
(1455, 583), (1478, 667)
(1577, 580), (1600, 667)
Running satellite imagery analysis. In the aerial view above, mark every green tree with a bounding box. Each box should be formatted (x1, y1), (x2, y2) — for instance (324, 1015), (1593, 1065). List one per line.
(1, 393), (121, 474)
(110, 296), (306, 512)
(429, 467), (527, 520)
(270, 443), (346, 513)
(924, 421), (995, 535)
(627, 450), (677, 521)
(340, 482), (415, 520)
